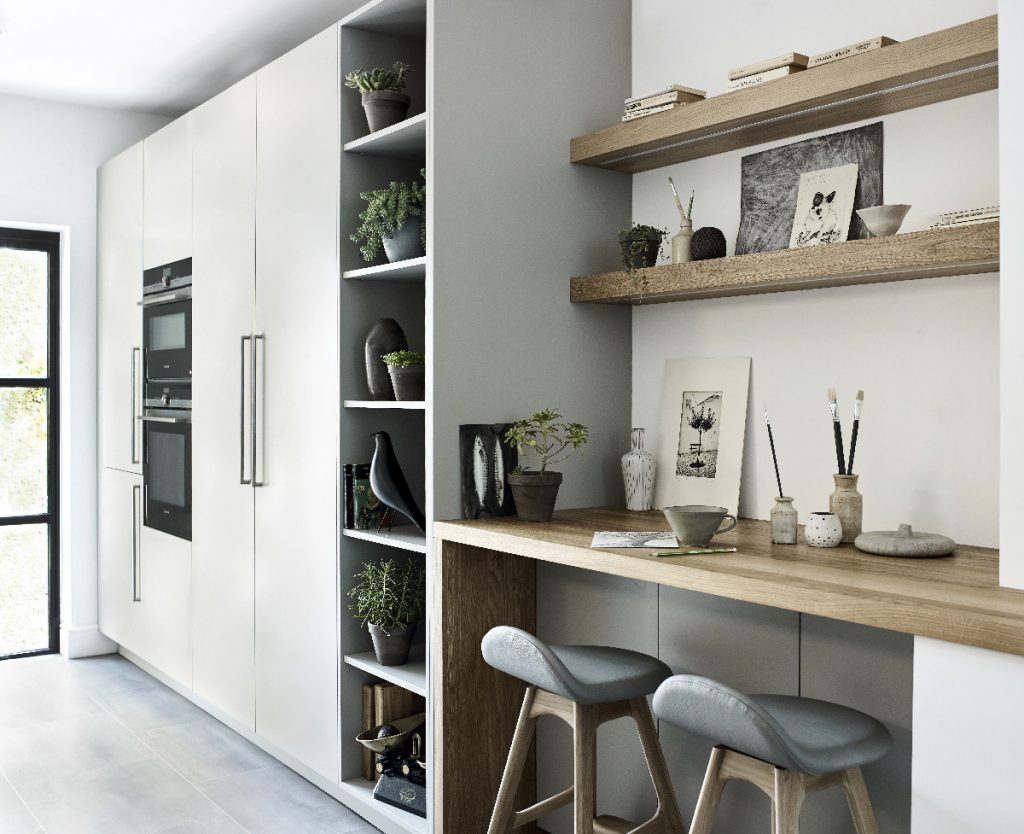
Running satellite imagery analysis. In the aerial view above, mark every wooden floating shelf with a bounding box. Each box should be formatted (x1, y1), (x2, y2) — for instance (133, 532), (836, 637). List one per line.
(570, 222), (999, 306)
(344, 399), (426, 410)
(343, 526), (428, 553)
(343, 256), (426, 282)
(570, 15), (997, 173)
(344, 112), (426, 162)
(344, 644), (427, 697)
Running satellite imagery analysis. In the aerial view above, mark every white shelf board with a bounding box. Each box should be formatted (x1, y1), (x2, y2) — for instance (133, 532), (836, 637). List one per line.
(338, 778), (429, 834)
(345, 113), (426, 162)
(344, 400), (426, 410)
(344, 644), (427, 697)
(343, 526), (427, 553)
(343, 256), (426, 282)
(340, 0), (427, 40)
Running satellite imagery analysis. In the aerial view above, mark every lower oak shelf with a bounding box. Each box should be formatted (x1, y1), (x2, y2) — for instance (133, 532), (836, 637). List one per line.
(343, 527), (428, 553)
(338, 778), (429, 834)
(569, 221), (999, 305)
(344, 645), (427, 698)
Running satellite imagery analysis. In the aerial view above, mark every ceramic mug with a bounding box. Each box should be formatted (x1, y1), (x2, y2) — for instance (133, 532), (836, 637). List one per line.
(805, 511), (843, 547)
(663, 505), (737, 547)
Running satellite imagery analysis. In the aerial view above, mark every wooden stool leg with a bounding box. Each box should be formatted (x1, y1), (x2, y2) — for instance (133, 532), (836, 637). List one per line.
(574, 702), (599, 834)
(628, 698), (686, 832)
(772, 767), (806, 834)
(689, 746), (727, 834)
(487, 687), (538, 834)
(841, 768), (881, 834)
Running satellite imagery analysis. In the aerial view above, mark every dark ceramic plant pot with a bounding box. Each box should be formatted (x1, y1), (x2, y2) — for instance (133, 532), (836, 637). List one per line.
(507, 471), (563, 522)
(368, 622), (416, 666)
(365, 318), (408, 401)
(387, 364), (425, 401)
(382, 217), (424, 263)
(362, 90), (411, 133)
(619, 232), (663, 269)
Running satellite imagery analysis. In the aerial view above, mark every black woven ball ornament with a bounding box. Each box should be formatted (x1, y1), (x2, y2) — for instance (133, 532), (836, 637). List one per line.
(691, 226), (727, 260)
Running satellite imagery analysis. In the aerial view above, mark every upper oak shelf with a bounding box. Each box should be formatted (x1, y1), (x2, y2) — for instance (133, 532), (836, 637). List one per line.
(570, 222), (999, 306)
(570, 15), (997, 173)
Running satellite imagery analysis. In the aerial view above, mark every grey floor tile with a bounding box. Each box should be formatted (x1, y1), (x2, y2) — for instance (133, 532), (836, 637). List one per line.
(202, 765), (368, 834)
(0, 670), (103, 729)
(154, 813), (248, 833)
(140, 715), (275, 783)
(65, 654), (161, 697)
(0, 773), (42, 833)
(16, 758), (228, 834)
(91, 682), (208, 732)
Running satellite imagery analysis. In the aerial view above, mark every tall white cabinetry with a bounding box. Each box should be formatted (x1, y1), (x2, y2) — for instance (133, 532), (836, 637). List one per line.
(143, 117), (193, 269)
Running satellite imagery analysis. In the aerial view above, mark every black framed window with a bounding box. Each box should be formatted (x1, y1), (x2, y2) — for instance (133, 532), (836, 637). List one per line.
(0, 227), (60, 659)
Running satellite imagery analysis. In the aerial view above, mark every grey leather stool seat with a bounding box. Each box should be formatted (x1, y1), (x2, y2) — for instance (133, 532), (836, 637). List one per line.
(482, 626), (685, 834)
(653, 674), (893, 834)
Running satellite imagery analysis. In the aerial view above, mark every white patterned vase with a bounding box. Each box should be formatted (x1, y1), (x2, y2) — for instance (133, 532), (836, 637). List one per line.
(805, 511), (843, 548)
(621, 428), (656, 511)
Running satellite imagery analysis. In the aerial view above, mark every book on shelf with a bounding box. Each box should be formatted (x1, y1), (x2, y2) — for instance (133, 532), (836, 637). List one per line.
(936, 206), (999, 223)
(728, 51), (808, 81)
(726, 65), (803, 91)
(808, 36), (898, 68)
(624, 89), (702, 111)
(624, 84), (706, 106)
(930, 215), (999, 229)
(621, 102), (684, 121)
(343, 463), (387, 531)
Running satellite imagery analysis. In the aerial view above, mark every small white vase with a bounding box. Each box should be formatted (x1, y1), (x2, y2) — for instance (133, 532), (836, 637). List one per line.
(770, 496), (798, 545)
(621, 428), (656, 511)
(672, 220), (693, 264)
(805, 511), (843, 548)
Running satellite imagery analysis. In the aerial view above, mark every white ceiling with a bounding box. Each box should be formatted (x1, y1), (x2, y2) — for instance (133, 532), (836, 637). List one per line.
(0, 0), (365, 116)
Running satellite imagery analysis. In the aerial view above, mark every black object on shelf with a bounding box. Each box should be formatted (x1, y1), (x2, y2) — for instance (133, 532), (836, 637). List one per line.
(365, 318), (408, 401)
(691, 227), (727, 260)
(370, 431), (426, 532)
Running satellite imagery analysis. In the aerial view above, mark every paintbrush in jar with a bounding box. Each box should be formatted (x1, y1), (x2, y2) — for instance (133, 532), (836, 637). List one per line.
(764, 403), (784, 497)
(827, 388), (846, 475)
(848, 389), (864, 474)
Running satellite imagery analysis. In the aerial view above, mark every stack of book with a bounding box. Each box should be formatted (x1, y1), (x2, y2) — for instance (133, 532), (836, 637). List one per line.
(622, 84), (705, 122)
(808, 36), (898, 69)
(931, 206), (1000, 230)
(726, 52), (807, 92)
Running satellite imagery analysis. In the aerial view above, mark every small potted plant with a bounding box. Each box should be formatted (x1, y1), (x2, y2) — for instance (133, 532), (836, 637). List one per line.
(382, 350), (425, 401)
(344, 61), (412, 133)
(351, 169), (426, 264)
(504, 408), (589, 522)
(619, 222), (667, 269)
(348, 557), (426, 667)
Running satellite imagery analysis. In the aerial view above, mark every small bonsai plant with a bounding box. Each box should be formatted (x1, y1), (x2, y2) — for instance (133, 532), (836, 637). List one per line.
(382, 351), (425, 400)
(381, 350), (424, 367)
(348, 558), (426, 666)
(344, 61), (410, 93)
(351, 169), (426, 263)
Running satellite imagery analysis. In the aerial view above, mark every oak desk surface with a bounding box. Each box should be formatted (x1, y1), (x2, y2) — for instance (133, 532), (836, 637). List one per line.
(434, 507), (1024, 657)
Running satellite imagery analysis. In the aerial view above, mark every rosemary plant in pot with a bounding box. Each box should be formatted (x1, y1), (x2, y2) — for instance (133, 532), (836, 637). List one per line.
(344, 61), (411, 133)
(351, 169), (426, 264)
(348, 558), (426, 666)
(381, 350), (425, 401)
(504, 408), (589, 522)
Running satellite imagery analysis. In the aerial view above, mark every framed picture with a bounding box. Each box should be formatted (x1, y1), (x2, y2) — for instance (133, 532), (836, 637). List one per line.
(655, 357), (751, 513)
(459, 424), (518, 519)
(789, 163), (859, 248)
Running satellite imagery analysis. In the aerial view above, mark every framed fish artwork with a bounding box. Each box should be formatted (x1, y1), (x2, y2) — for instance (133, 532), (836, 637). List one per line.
(459, 424), (518, 519)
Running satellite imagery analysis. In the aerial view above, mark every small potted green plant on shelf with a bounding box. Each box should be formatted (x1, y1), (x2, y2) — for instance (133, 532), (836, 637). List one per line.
(382, 350), (425, 401)
(619, 222), (667, 269)
(504, 408), (589, 522)
(348, 557), (426, 667)
(352, 169), (426, 264)
(344, 60), (412, 133)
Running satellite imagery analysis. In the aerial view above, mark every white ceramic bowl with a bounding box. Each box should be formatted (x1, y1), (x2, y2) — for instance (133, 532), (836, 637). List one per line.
(856, 204), (912, 237)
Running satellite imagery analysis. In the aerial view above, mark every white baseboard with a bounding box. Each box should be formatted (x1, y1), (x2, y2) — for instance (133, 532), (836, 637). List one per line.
(60, 624), (118, 658)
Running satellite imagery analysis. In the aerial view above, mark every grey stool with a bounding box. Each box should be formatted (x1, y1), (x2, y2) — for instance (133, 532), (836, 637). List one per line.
(653, 675), (893, 834)
(481, 626), (685, 834)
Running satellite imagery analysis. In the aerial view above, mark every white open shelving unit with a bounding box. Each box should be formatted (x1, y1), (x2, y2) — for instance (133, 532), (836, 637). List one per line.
(343, 255), (426, 281)
(344, 644), (428, 697)
(342, 526), (427, 553)
(343, 399), (426, 410)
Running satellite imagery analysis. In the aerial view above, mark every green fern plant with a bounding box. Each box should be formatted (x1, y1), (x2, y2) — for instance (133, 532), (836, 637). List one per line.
(344, 61), (410, 93)
(347, 558), (425, 632)
(351, 169), (426, 262)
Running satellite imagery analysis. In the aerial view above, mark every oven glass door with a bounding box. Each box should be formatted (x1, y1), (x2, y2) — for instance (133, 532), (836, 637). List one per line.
(143, 298), (191, 381)
(143, 413), (191, 540)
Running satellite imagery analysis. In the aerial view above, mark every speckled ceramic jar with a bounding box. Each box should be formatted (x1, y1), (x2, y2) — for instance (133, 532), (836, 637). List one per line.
(829, 474), (862, 543)
(805, 511), (843, 548)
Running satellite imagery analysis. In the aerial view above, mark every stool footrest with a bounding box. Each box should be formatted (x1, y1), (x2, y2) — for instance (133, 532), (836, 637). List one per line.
(512, 786), (574, 828)
(594, 816), (635, 834)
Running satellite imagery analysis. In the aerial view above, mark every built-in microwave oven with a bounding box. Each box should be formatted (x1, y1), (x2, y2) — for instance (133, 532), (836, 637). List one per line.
(140, 258), (191, 381)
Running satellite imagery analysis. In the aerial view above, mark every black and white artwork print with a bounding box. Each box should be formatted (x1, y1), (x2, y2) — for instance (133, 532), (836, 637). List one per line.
(789, 163), (859, 248)
(735, 121), (883, 255)
(677, 391), (722, 479)
(459, 424), (518, 519)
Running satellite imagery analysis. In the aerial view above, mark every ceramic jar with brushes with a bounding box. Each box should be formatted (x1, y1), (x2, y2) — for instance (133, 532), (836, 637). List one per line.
(764, 403), (798, 544)
(668, 176), (694, 264)
(826, 388), (865, 543)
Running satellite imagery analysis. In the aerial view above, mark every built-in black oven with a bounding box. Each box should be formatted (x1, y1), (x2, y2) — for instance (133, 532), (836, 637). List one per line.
(141, 381), (191, 540)
(141, 258), (191, 381)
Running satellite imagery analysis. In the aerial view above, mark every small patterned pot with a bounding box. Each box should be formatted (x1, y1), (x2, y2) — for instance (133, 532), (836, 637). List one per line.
(805, 511), (843, 548)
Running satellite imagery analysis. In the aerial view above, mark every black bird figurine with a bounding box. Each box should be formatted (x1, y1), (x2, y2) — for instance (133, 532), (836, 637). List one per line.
(370, 431), (426, 533)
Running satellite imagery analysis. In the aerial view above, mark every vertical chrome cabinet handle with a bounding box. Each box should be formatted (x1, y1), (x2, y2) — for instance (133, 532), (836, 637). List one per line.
(253, 334), (266, 487)
(240, 335), (252, 484)
(130, 347), (141, 464)
(132, 484), (141, 602)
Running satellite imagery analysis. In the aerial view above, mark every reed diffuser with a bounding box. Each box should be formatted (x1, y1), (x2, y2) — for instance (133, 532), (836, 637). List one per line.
(764, 403), (797, 544)
(668, 177), (693, 265)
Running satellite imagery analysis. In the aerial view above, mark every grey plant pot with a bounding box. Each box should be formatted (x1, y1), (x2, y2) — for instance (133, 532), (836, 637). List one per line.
(368, 622), (416, 667)
(387, 364), (425, 401)
(361, 90), (411, 133)
(507, 471), (563, 522)
(382, 217), (424, 263)
(619, 231), (663, 269)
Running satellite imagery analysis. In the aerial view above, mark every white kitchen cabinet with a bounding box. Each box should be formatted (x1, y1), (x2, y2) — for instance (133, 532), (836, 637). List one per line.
(97, 144), (143, 474)
(253, 26), (341, 782)
(97, 467), (142, 647)
(191, 76), (258, 729)
(143, 116), (193, 270)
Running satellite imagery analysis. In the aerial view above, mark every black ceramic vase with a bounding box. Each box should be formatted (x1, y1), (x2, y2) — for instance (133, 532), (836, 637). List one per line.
(365, 319), (407, 400)
(370, 431), (426, 532)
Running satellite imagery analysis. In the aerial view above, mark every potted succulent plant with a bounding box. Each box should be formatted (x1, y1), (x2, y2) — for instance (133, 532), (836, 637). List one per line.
(344, 61), (412, 133)
(348, 557), (426, 667)
(504, 408), (589, 522)
(382, 350), (425, 401)
(351, 169), (426, 264)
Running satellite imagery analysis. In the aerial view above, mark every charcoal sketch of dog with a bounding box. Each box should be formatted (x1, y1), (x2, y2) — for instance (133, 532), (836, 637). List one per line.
(795, 190), (841, 246)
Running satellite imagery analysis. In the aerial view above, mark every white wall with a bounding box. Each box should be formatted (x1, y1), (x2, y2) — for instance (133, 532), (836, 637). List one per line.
(0, 93), (170, 656)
